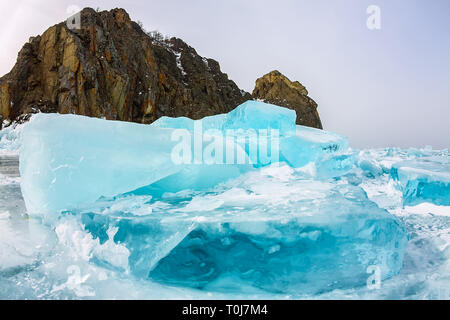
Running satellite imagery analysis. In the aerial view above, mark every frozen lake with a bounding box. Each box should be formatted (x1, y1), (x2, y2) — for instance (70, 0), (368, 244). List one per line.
(1, 154), (449, 299)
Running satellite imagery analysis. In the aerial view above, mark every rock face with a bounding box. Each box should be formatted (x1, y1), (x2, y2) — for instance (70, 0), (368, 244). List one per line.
(252, 70), (322, 129)
(0, 8), (251, 124)
(0, 8), (323, 130)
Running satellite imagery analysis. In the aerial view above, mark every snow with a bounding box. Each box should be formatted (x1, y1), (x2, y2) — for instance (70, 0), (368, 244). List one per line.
(202, 57), (209, 69)
(404, 203), (450, 216)
(174, 51), (187, 76)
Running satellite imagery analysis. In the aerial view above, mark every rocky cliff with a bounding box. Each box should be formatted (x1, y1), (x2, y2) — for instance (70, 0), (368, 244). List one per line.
(0, 7), (322, 129)
(0, 8), (251, 124)
(252, 70), (322, 129)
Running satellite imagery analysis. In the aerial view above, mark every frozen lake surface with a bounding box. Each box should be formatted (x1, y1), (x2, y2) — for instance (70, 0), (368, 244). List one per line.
(0, 107), (449, 299)
(1, 152), (449, 299)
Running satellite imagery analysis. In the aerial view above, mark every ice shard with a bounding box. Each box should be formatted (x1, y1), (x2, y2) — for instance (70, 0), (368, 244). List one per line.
(391, 157), (450, 206)
(13, 100), (412, 296)
(20, 102), (350, 215)
(19, 114), (184, 217)
(279, 125), (349, 168)
(78, 176), (408, 294)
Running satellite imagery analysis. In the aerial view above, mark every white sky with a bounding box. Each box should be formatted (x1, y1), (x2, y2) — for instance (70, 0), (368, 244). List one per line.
(1, 0), (449, 149)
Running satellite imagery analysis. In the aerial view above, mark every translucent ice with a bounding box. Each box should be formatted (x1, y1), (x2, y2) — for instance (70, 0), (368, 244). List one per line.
(75, 168), (408, 294)
(152, 114), (228, 131)
(19, 113), (184, 217)
(20, 101), (349, 215)
(391, 156), (450, 206)
(152, 100), (296, 135)
(19, 113), (256, 216)
(279, 126), (349, 168)
(151, 116), (196, 131)
(14, 101), (414, 297)
(223, 100), (296, 135)
(2, 129), (449, 298)
(315, 152), (355, 179)
(152, 101), (350, 170)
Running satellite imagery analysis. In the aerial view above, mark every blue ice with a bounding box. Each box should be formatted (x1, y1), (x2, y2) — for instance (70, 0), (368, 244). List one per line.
(16, 100), (410, 295)
(391, 156), (450, 206)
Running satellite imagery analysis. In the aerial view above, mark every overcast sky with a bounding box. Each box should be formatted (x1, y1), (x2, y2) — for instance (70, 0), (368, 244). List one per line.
(1, 0), (449, 149)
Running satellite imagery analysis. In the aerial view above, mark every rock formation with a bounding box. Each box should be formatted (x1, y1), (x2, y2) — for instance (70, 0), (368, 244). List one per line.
(252, 70), (322, 129)
(0, 7), (323, 129)
(0, 8), (251, 124)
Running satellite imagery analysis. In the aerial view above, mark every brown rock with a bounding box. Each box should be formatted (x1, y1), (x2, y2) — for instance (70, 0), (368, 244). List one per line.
(0, 8), (251, 124)
(0, 8), (323, 130)
(0, 83), (11, 119)
(252, 70), (322, 129)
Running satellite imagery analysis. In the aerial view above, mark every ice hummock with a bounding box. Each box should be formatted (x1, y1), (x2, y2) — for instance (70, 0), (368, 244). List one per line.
(152, 100), (296, 135)
(76, 169), (407, 294)
(13, 100), (412, 296)
(20, 114), (184, 217)
(20, 101), (349, 215)
(391, 156), (450, 206)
